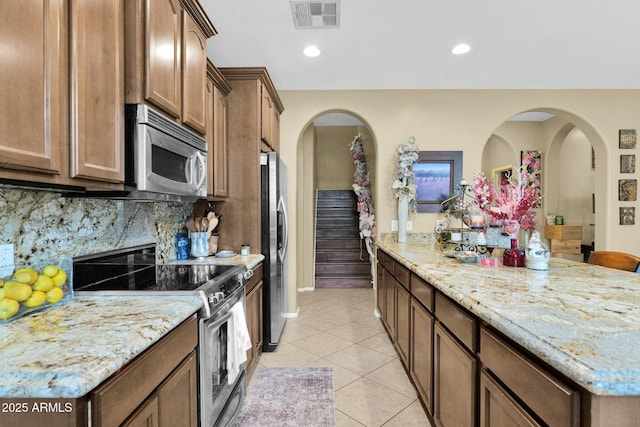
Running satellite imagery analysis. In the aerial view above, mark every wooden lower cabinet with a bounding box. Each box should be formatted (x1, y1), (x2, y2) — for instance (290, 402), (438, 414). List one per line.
(410, 297), (434, 413)
(245, 264), (264, 377)
(395, 281), (411, 365)
(480, 369), (540, 427)
(0, 316), (197, 427)
(434, 321), (477, 427)
(384, 269), (396, 339)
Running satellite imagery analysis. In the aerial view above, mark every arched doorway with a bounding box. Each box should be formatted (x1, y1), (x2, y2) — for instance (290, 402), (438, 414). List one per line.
(295, 110), (378, 290)
(482, 109), (608, 258)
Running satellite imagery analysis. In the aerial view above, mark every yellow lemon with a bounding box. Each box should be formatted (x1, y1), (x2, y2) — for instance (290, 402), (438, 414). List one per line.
(32, 275), (54, 292)
(0, 298), (20, 320)
(52, 270), (67, 287)
(46, 287), (64, 304)
(24, 290), (46, 308)
(13, 268), (38, 285)
(0, 288), (4, 299)
(42, 265), (59, 278)
(4, 281), (33, 302)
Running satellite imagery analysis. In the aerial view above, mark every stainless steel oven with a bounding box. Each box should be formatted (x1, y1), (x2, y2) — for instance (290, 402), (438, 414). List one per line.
(199, 286), (246, 427)
(73, 245), (252, 427)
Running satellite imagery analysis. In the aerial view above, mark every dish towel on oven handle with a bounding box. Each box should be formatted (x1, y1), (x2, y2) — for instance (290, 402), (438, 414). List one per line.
(227, 300), (253, 385)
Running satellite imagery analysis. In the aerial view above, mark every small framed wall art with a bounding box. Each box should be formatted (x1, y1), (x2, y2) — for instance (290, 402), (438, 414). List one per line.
(619, 179), (638, 201)
(620, 207), (635, 225)
(619, 129), (637, 149)
(620, 155), (636, 173)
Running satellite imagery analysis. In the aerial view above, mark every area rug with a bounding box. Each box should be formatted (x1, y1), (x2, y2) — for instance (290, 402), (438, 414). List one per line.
(234, 367), (335, 427)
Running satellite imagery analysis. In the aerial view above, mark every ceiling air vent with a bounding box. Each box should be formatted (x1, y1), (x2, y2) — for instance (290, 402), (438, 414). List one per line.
(290, 1), (340, 29)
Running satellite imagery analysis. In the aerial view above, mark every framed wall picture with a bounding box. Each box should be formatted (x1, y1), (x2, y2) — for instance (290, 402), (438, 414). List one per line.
(619, 129), (637, 149)
(620, 154), (636, 173)
(414, 151), (462, 213)
(620, 207), (635, 225)
(619, 179), (638, 201)
(521, 150), (542, 208)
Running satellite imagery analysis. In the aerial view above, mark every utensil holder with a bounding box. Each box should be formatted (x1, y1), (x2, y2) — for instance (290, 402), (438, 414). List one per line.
(190, 232), (209, 259)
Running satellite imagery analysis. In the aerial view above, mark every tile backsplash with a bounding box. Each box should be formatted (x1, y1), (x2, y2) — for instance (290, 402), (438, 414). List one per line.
(0, 188), (192, 267)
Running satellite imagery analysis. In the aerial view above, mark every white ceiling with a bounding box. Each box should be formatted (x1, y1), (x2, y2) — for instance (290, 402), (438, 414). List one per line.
(201, 0), (640, 91)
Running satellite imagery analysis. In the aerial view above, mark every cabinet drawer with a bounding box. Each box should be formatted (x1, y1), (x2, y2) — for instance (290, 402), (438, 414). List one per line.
(435, 293), (477, 352)
(480, 327), (580, 427)
(377, 249), (393, 271)
(411, 274), (434, 313)
(91, 316), (198, 427)
(246, 263), (263, 294)
(549, 239), (581, 254)
(394, 262), (411, 291)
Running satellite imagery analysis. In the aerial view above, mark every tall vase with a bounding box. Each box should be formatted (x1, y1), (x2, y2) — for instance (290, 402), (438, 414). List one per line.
(398, 194), (408, 243)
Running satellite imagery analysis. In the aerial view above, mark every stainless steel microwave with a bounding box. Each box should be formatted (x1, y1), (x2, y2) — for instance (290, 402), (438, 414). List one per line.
(124, 104), (207, 201)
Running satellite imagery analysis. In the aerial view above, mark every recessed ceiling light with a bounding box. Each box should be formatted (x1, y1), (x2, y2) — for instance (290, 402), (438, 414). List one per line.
(303, 45), (321, 57)
(451, 43), (471, 55)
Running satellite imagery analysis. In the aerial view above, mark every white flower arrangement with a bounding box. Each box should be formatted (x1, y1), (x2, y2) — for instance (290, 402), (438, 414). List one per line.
(392, 136), (419, 213)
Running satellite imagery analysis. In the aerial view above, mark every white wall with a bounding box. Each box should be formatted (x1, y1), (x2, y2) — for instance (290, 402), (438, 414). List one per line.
(278, 89), (640, 313)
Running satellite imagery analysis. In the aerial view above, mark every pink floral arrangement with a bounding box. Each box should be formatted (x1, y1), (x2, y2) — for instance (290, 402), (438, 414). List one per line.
(471, 152), (541, 230)
(350, 135), (376, 240)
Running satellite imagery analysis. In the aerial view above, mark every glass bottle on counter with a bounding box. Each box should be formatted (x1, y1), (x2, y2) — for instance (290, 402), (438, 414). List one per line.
(502, 219), (526, 267)
(525, 230), (550, 270)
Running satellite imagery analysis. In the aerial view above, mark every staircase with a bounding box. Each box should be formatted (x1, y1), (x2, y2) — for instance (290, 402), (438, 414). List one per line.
(315, 190), (373, 288)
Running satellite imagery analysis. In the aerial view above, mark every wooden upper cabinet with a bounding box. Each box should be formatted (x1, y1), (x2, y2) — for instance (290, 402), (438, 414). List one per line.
(205, 61), (231, 199)
(0, 0), (66, 177)
(126, 0), (215, 135)
(70, 0), (125, 184)
(181, 11), (207, 134)
(260, 86), (274, 147)
(145, 0), (182, 119)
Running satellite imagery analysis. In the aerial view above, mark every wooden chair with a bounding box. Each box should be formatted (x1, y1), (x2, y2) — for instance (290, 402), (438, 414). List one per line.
(587, 251), (640, 272)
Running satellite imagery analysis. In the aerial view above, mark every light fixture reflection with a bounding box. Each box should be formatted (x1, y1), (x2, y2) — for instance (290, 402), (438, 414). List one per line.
(303, 46), (321, 57)
(451, 43), (471, 55)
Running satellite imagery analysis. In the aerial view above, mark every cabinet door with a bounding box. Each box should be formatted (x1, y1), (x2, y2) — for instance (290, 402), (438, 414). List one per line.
(260, 84), (273, 146)
(245, 285), (255, 367)
(479, 370), (541, 427)
(396, 282), (410, 365)
(0, 0), (65, 176)
(157, 351), (198, 427)
(70, 0), (124, 183)
(212, 86), (229, 197)
(123, 395), (159, 427)
(433, 322), (477, 427)
(376, 262), (385, 316)
(145, 0), (181, 118)
(181, 10), (207, 134)
(410, 298), (434, 414)
(384, 270), (396, 339)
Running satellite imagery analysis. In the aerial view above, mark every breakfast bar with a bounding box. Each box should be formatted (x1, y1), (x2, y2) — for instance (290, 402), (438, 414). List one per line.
(376, 239), (640, 427)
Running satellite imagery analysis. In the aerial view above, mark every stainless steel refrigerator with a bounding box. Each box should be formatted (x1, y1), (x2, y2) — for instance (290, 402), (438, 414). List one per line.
(260, 151), (288, 351)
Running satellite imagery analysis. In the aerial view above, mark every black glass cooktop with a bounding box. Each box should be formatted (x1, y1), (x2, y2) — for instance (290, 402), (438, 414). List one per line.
(73, 244), (243, 295)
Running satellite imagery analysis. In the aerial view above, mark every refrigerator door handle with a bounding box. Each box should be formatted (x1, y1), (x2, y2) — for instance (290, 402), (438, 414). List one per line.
(277, 196), (288, 261)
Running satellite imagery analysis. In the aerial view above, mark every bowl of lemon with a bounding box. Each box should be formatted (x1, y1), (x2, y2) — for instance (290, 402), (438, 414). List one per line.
(0, 258), (73, 322)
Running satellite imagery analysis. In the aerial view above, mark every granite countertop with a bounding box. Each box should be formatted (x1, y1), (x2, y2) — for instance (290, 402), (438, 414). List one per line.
(377, 240), (640, 396)
(170, 253), (264, 271)
(0, 295), (202, 398)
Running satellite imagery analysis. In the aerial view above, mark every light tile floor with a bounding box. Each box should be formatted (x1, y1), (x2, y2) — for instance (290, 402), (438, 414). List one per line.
(257, 288), (432, 427)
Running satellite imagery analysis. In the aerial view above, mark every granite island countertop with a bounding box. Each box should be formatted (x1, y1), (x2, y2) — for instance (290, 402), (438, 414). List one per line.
(0, 295), (202, 398)
(377, 240), (640, 396)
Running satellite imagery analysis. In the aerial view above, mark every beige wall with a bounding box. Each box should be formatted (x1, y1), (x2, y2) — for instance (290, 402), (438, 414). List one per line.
(315, 126), (358, 190)
(278, 89), (640, 313)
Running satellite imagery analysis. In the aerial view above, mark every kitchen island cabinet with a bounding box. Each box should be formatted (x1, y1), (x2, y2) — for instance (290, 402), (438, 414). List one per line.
(0, 296), (201, 426)
(376, 240), (640, 427)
